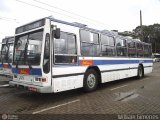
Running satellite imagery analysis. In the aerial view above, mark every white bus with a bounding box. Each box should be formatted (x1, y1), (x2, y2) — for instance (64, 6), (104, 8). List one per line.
(0, 36), (14, 77)
(10, 17), (153, 93)
(152, 53), (160, 62)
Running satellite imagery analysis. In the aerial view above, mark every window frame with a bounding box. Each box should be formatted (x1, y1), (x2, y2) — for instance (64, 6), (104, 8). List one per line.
(100, 34), (115, 57)
(80, 29), (100, 57)
(116, 38), (128, 57)
(144, 44), (152, 58)
(53, 31), (78, 65)
(127, 40), (137, 58)
(136, 42), (144, 58)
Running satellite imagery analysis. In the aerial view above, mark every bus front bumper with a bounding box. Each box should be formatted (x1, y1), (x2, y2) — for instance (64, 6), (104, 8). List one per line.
(9, 81), (53, 93)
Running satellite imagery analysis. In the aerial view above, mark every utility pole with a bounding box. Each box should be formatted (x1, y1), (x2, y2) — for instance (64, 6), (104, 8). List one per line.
(140, 10), (143, 41)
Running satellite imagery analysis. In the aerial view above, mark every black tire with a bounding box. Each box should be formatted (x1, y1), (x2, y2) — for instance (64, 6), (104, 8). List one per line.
(83, 69), (98, 92)
(137, 65), (144, 79)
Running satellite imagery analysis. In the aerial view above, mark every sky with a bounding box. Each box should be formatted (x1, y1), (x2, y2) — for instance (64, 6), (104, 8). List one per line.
(0, 0), (160, 41)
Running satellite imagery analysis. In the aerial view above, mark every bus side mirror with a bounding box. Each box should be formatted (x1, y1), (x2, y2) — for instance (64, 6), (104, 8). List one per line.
(53, 28), (60, 39)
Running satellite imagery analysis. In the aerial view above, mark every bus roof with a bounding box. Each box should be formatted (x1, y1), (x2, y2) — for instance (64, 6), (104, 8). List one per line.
(15, 16), (151, 45)
(48, 17), (118, 36)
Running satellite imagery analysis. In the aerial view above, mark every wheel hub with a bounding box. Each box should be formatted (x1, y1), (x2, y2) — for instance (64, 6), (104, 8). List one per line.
(139, 67), (142, 77)
(87, 74), (96, 88)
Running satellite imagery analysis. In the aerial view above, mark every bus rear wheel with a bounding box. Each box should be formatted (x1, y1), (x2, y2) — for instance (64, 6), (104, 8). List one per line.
(137, 65), (144, 79)
(83, 69), (98, 92)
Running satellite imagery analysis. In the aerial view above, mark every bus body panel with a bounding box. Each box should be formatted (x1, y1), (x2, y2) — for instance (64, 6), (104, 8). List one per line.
(52, 75), (83, 93)
(51, 56), (152, 92)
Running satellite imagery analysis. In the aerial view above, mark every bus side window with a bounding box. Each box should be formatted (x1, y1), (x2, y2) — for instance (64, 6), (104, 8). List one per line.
(136, 42), (144, 57)
(148, 45), (152, 57)
(128, 41), (137, 57)
(54, 31), (77, 64)
(144, 44), (151, 58)
(101, 34), (115, 56)
(80, 29), (100, 57)
(116, 38), (127, 57)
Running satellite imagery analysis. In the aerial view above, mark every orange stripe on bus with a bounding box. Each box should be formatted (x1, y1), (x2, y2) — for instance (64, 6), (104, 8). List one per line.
(80, 60), (93, 66)
(19, 68), (29, 75)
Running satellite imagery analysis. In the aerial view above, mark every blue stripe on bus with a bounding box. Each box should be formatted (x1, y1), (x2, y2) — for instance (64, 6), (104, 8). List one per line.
(0, 63), (12, 68)
(12, 68), (18, 74)
(30, 68), (42, 75)
(12, 68), (42, 75)
(93, 60), (153, 65)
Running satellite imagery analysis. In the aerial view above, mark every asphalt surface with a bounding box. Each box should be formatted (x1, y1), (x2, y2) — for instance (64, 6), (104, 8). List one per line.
(0, 63), (160, 120)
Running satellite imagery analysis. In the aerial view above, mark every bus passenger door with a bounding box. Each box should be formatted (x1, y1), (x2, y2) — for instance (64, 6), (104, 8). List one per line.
(51, 23), (79, 92)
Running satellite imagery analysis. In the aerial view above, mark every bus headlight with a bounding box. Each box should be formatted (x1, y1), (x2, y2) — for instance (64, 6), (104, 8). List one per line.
(14, 75), (17, 78)
(41, 78), (47, 82)
(35, 77), (47, 82)
(35, 77), (40, 82)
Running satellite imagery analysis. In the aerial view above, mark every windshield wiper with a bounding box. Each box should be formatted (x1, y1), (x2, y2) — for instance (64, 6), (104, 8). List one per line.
(5, 55), (11, 68)
(16, 39), (27, 69)
(25, 52), (32, 69)
(16, 50), (24, 69)
(24, 41), (32, 69)
(5, 46), (12, 68)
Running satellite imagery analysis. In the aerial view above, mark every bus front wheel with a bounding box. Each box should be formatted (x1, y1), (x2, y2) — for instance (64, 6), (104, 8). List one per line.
(137, 65), (144, 79)
(83, 69), (98, 92)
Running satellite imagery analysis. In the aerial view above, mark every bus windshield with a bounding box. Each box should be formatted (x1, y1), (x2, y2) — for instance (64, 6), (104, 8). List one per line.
(0, 43), (13, 63)
(13, 30), (43, 65)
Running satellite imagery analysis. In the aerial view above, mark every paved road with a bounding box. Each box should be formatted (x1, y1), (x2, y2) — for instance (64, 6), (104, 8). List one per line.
(0, 63), (160, 119)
